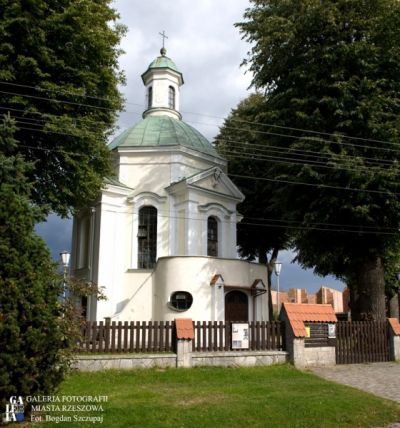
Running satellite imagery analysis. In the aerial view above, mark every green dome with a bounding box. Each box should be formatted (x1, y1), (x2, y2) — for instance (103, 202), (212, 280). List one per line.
(109, 116), (222, 158)
(141, 50), (184, 84)
(148, 55), (180, 73)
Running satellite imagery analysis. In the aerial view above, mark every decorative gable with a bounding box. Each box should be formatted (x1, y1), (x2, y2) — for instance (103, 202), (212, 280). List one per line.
(167, 167), (244, 202)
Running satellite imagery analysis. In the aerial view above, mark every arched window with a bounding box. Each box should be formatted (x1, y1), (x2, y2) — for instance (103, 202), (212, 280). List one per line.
(168, 86), (175, 109)
(207, 216), (218, 257)
(147, 86), (153, 109)
(137, 206), (157, 269)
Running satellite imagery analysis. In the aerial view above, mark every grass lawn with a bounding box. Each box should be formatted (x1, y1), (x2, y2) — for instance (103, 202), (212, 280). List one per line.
(28, 365), (400, 428)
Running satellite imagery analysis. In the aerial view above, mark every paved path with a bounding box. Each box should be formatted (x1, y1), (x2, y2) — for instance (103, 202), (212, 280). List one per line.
(310, 363), (400, 427)
(309, 362), (400, 403)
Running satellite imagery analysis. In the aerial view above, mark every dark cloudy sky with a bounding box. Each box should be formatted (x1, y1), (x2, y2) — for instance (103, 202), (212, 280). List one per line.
(36, 0), (345, 294)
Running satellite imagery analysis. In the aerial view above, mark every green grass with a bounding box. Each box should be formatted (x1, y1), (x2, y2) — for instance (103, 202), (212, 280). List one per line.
(28, 365), (399, 428)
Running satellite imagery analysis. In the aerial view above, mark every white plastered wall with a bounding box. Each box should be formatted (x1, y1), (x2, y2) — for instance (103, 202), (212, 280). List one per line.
(152, 256), (269, 322)
(142, 68), (182, 119)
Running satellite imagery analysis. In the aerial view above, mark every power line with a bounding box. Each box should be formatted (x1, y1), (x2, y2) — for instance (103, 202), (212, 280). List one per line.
(9, 116), (399, 174)
(11, 121), (399, 176)
(2, 82), (400, 153)
(220, 144), (395, 170)
(11, 125), (99, 143)
(5, 108), (400, 171)
(0, 80), (122, 104)
(0, 90), (115, 111)
(210, 121), (400, 154)
(223, 150), (400, 176)
(98, 207), (399, 236)
(0, 105), (128, 128)
(5, 103), (399, 165)
(1, 80), (398, 149)
(100, 205), (400, 231)
(228, 173), (400, 196)
(4, 106), (399, 170)
(5, 123), (400, 193)
(216, 136), (396, 166)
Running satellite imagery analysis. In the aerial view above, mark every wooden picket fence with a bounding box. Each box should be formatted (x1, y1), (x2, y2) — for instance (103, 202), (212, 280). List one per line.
(336, 321), (390, 364)
(77, 320), (285, 353)
(192, 321), (285, 352)
(78, 321), (175, 353)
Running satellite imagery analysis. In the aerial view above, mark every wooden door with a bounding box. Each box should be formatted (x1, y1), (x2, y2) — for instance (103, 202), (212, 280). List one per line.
(225, 290), (249, 322)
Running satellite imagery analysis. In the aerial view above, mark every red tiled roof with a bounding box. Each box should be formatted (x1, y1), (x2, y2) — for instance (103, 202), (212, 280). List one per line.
(388, 318), (400, 336)
(175, 318), (194, 339)
(282, 303), (337, 337)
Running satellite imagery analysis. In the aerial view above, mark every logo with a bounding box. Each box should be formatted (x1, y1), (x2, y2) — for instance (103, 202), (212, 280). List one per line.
(2, 396), (24, 424)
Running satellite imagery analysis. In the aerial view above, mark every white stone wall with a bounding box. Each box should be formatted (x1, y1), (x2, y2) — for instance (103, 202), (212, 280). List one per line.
(389, 332), (400, 361)
(301, 347), (336, 368)
(192, 351), (288, 368)
(73, 351), (288, 371)
(74, 354), (176, 371)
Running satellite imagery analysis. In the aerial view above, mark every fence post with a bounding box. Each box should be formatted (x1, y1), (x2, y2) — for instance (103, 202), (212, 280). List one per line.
(175, 319), (194, 368)
(104, 318), (111, 353)
(388, 318), (400, 361)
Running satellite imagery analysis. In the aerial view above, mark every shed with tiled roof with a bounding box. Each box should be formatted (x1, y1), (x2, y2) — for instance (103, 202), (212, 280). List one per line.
(280, 303), (337, 338)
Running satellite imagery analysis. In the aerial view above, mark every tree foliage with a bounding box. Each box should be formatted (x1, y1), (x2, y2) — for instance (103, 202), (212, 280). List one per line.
(216, 93), (291, 264)
(0, 116), (107, 408)
(237, 0), (400, 319)
(0, 0), (126, 216)
(0, 0), (125, 406)
(0, 116), (65, 406)
(215, 94), (291, 315)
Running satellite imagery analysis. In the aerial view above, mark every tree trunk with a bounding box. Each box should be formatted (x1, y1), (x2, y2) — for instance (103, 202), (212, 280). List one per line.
(389, 292), (399, 321)
(350, 256), (386, 321)
(258, 248), (267, 264)
(266, 247), (279, 319)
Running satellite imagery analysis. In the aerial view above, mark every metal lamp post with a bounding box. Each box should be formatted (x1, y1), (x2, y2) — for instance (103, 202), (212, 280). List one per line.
(273, 261), (282, 316)
(60, 251), (70, 298)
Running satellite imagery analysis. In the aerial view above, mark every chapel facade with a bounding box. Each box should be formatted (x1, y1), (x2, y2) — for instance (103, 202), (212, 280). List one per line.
(70, 47), (269, 323)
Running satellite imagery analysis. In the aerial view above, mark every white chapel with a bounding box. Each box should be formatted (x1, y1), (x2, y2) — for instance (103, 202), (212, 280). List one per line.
(70, 47), (269, 323)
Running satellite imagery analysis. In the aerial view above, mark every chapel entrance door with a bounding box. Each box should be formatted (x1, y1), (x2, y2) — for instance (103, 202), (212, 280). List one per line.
(225, 290), (249, 322)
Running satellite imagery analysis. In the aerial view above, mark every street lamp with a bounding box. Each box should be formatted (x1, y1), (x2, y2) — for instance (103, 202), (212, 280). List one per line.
(60, 251), (70, 298)
(273, 261), (282, 316)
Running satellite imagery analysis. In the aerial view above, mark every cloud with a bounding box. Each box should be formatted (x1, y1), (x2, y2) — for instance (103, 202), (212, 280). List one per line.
(273, 250), (345, 293)
(112, 0), (252, 139)
(35, 214), (72, 261)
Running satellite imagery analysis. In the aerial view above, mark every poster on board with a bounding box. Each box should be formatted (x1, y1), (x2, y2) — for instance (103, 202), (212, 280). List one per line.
(232, 323), (249, 349)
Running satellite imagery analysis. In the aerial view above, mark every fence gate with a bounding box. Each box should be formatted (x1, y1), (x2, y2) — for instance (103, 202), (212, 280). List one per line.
(336, 321), (390, 364)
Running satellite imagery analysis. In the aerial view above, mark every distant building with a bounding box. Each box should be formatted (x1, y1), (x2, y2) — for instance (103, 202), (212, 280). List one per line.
(271, 286), (347, 315)
(316, 286), (344, 313)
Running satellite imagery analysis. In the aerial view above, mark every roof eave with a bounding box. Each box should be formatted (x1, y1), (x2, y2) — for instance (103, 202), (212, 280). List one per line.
(141, 67), (184, 85)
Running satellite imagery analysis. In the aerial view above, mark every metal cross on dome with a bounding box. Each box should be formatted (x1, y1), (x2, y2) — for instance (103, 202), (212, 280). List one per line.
(159, 30), (168, 48)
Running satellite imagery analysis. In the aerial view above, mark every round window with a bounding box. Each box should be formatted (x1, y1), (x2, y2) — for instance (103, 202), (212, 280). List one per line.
(169, 291), (193, 312)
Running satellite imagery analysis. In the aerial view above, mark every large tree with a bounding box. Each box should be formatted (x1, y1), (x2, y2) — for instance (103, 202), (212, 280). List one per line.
(0, 0), (125, 216)
(0, 115), (107, 408)
(0, 116), (66, 408)
(238, 0), (400, 320)
(215, 93), (291, 315)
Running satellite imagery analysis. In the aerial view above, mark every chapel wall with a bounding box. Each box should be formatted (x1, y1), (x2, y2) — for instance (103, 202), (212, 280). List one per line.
(152, 256), (269, 322)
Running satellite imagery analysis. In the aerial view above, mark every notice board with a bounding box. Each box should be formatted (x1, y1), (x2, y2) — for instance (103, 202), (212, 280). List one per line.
(232, 323), (249, 349)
